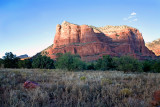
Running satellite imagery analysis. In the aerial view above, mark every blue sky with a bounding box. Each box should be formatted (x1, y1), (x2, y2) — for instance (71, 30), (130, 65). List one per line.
(0, 0), (160, 58)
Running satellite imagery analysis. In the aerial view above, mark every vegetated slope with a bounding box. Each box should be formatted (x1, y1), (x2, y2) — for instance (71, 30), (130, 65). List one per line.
(146, 38), (160, 56)
(32, 44), (53, 59)
(41, 44), (53, 56)
(41, 21), (156, 61)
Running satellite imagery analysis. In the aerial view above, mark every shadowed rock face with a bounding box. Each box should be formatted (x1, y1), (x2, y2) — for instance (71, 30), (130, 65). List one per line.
(44, 21), (155, 61)
(146, 39), (160, 56)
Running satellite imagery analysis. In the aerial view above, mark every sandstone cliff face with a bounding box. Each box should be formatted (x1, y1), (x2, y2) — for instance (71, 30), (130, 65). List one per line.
(45, 21), (155, 61)
(146, 39), (160, 56)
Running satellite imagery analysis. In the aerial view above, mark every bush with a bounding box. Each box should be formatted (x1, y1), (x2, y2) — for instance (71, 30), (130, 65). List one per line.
(142, 60), (153, 72)
(86, 62), (95, 70)
(72, 57), (86, 71)
(32, 55), (55, 69)
(3, 52), (19, 68)
(95, 55), (114, 71)
(113, 56), (143, 72)
(101, 78), (113, 85)
(18, 59), (32, 68)
(152, 60), (160, 73)
(55, 53), (86, 71)
(0, 58), (3, 65)
(56, 53), (63, 60)
(0, 58), (4, 68)
(80, 76), (86, 81)
(120, 88), (132, 96)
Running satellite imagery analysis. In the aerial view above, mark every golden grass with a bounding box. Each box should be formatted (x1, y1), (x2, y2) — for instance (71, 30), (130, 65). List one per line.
(0, 69), (159, 107)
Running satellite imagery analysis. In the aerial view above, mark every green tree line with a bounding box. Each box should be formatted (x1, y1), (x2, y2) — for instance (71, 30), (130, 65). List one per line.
(0, 52), (160, 73)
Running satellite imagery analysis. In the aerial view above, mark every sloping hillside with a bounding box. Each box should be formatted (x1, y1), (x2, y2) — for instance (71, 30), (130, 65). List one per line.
(146, 39), (160, 56)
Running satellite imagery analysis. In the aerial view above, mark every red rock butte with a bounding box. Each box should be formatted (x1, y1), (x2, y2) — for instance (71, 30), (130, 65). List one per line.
(146, 39), (160, 56)
(43, 21), (156, 61)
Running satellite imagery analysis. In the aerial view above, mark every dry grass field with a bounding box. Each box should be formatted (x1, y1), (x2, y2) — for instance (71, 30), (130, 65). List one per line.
(0, 69), (159, 107)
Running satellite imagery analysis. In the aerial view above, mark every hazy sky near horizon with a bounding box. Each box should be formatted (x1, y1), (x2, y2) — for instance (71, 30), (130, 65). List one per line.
(0, 0), (160, 58)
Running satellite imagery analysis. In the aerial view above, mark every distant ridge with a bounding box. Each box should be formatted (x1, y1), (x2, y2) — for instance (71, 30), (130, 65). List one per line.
(17, 54), (29, 59)
(146, 38), (160, 56)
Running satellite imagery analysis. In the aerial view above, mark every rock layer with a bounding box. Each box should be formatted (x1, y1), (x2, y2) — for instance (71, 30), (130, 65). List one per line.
(44, 21), (155, 61)
(146, 39), (160, 56)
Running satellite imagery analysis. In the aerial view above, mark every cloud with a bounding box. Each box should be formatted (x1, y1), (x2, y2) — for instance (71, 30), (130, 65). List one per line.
(133, 18), (138, 21)
(129, 18), (138, 23)
(123, 12), (138, 22)
(131, 12), (136, 16)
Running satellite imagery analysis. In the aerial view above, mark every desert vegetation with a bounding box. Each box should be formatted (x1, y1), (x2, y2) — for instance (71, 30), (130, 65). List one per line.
(0, 52), (160, 107)
(0, 69), (159, 107)
(0, 52), (160, 73)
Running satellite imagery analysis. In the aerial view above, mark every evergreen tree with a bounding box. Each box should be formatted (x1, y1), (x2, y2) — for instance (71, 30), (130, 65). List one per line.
(3, 52), (19, 68)
(32, 55), (55, 69)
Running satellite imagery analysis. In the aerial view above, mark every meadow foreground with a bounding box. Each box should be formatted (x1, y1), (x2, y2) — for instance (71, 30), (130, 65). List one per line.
(0, 69), (159, 107)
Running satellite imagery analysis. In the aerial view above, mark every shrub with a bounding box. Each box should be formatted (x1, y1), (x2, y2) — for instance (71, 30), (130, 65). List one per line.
(3, 52), (19, 68)
(0, 58), (3, 66)
(72, 57), (86, 71)
(18, 59), (32, 68)
(113, 56), (143, 72)
(101, 78), (113, 85)
(116, 34), (120, 37)
(32, 55), (55, 69)
(80, 76), (86, 81)
(152, 60), (160, 73)
(95, 55), (114, 71)
(142, 60), (153, 72)
(56, 53), (63, 60)
(86, 62), (95, 70)
(120, 88), (132, 96)
(55, 53), (86, 71)
(0, 59), (3, 64)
